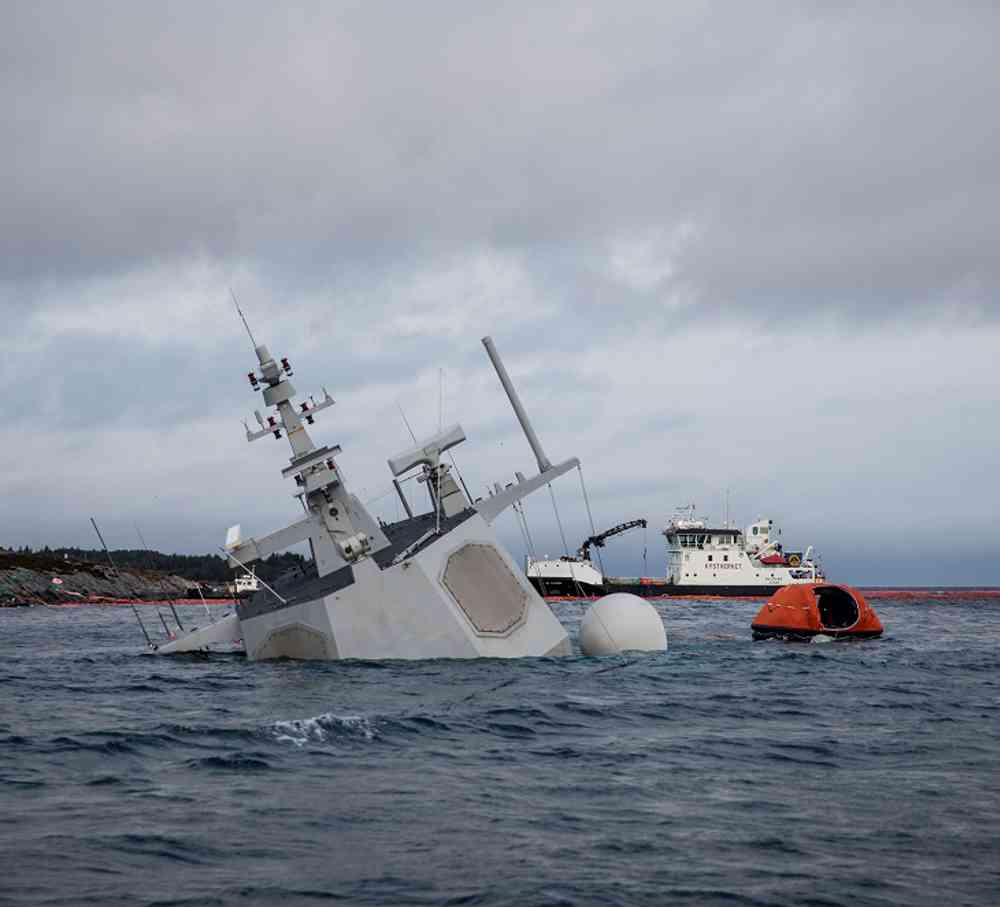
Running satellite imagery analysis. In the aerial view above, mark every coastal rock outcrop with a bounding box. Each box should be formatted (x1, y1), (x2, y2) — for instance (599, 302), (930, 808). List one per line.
(0, 550), (195, 606)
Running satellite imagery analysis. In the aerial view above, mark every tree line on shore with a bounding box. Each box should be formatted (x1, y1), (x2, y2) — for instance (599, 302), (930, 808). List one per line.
(2, 546), (308, 583)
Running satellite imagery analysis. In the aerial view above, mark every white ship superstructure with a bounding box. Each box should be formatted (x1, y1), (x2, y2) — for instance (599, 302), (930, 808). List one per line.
(234, 569), (259, 596)
(662, 516), (823, 593)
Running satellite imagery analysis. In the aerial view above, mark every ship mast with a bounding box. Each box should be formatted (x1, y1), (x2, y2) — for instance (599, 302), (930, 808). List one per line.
(229, 340), (388, 579)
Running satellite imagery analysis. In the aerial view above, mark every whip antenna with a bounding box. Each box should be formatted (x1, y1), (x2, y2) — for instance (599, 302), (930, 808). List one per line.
(90, 516), (154, 649)
(230, 288), (258, 349)
(396, 401), (418, 444)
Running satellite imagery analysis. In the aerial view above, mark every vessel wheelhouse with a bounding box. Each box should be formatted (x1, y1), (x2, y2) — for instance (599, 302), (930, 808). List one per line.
(658, 516), (822, 594)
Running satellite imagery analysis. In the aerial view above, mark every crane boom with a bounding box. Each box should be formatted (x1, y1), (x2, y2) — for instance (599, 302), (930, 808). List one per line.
(578, 519), (647, 560)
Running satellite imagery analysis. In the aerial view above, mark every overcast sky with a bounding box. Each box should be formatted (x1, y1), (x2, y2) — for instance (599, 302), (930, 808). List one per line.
(2, 2), (998, 584)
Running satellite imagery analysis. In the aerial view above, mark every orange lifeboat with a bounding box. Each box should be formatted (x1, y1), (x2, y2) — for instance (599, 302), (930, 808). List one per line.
(751, 583), (884, 641)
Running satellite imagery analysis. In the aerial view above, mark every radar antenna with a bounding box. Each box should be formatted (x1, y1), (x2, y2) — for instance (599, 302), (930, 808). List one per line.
(230, 288), (258, 349)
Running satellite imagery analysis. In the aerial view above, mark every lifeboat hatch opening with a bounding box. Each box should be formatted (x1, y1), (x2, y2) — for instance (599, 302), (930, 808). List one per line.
(816, 586), (858, 630)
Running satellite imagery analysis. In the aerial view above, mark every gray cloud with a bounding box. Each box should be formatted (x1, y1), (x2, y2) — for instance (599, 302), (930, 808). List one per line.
(4, 3), (999, 315)
(1, 3), (998, 583)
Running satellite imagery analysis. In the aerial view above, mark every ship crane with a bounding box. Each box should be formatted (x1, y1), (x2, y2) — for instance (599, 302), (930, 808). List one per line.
(578, 519), (648, 561)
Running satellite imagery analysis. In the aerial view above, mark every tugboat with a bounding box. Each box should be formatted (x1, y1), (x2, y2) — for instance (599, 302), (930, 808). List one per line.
(751, 584), (884, 640)
(526, 520), (647, 597)
(615, 511), (825, 596)
(233, 568), (259, 598)
(155, 328), (576, 661)
(528, 507), (824, 598)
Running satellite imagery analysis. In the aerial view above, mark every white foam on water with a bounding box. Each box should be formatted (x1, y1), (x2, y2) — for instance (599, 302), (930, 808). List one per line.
(268, 713), (378, 748)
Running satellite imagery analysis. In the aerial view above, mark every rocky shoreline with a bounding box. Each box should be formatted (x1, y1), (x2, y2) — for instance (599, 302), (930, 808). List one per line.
(0, 550), (220, 606)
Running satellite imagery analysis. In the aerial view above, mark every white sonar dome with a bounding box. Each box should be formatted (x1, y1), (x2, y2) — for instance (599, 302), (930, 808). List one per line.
(579, 593), (667, 656)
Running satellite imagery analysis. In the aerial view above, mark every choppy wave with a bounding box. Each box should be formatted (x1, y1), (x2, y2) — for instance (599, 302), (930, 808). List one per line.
(268, 712), (380, 747)
(2, 595), (1000, 906)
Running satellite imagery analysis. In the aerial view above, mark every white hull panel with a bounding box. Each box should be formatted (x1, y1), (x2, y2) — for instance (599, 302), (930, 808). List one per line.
(239, 513), (571, 661)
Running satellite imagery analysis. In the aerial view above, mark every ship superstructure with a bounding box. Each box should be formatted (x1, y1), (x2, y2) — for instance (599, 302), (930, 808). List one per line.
(655, 514), (823, 595)
(157, 332), (575, 660)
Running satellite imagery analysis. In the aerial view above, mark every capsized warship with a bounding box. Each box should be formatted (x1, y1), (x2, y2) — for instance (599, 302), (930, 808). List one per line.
(158, 332), (575, 660)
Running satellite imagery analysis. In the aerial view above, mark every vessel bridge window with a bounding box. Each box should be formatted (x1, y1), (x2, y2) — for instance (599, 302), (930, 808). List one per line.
(675, 533), (717, 548)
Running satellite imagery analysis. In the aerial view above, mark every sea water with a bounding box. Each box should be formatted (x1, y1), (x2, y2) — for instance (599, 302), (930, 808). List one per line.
(2, 595), (998, 906)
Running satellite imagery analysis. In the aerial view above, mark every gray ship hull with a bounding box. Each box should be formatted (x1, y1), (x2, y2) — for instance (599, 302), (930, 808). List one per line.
(238, 510), (570, 660)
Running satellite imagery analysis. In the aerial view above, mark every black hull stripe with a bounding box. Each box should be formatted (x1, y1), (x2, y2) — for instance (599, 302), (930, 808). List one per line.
(612, 583), (781, 598)
(751, 626), (883, 640)
(527, 579), (605, 597)
(529, 579), (785, 598)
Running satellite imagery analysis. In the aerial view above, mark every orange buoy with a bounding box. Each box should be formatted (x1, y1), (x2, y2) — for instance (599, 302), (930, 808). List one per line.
(751, 583), (884, 641)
